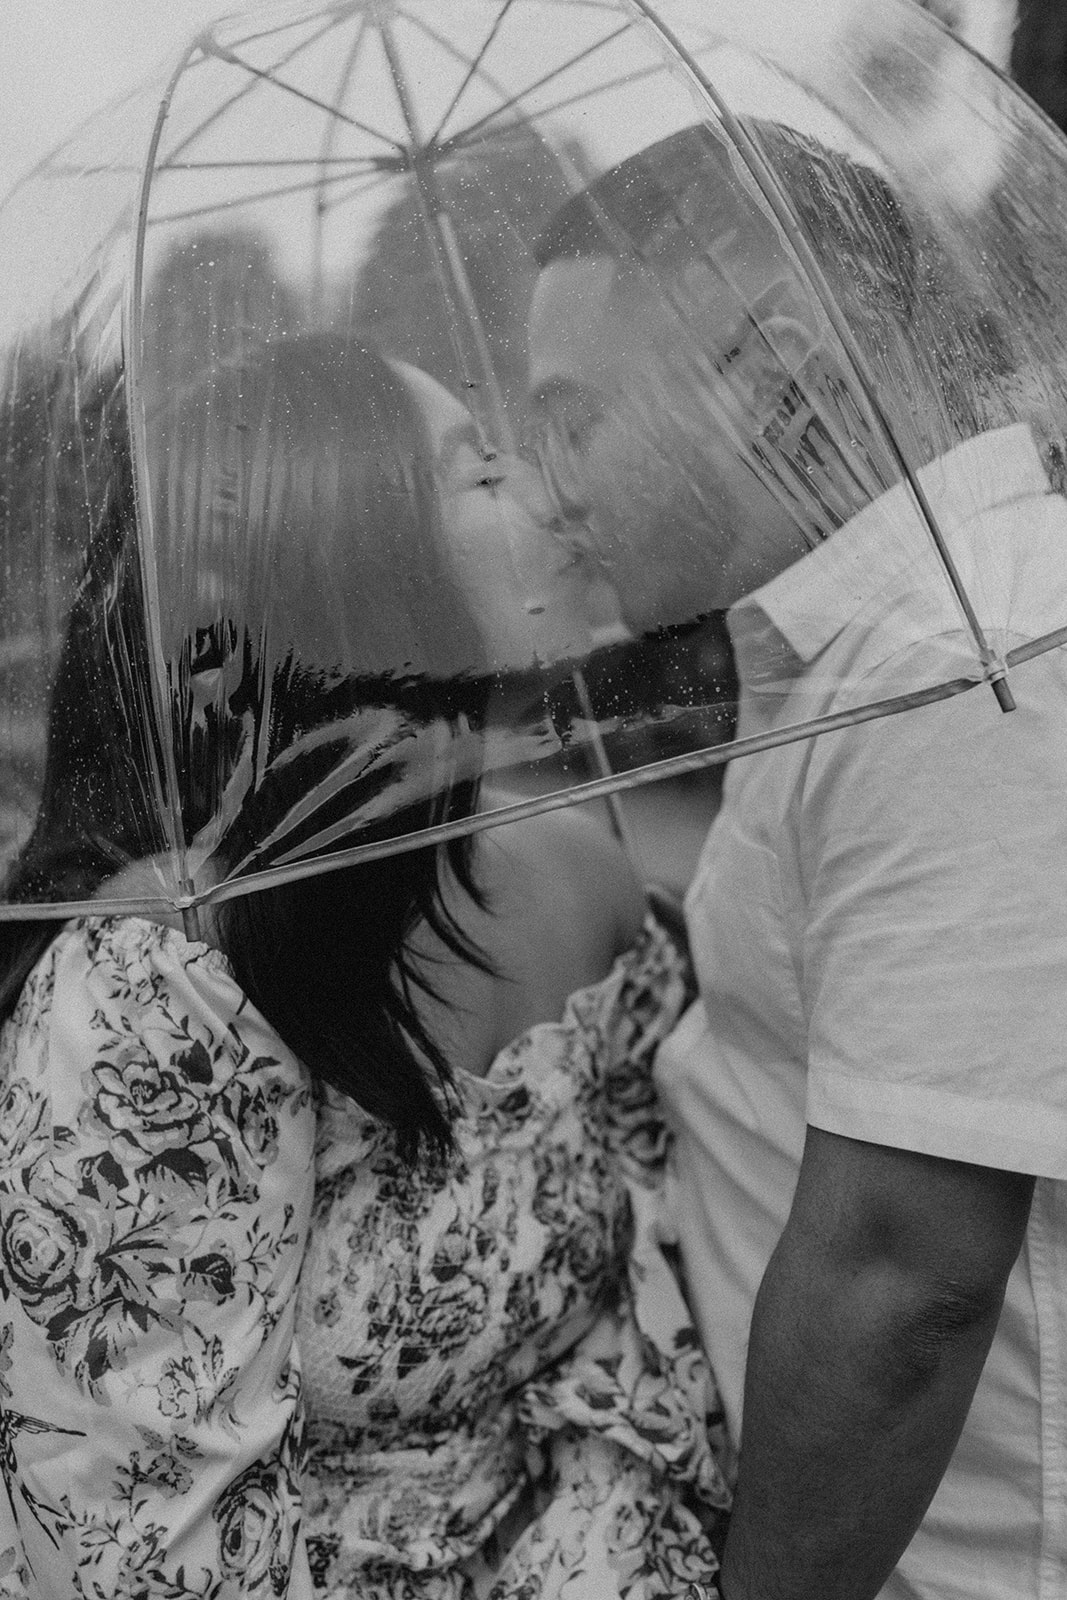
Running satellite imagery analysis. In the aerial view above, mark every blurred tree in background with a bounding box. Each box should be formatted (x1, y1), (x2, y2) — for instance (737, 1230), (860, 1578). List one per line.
(1012, 0), (1067, 132)
(144, 226), (299, 395)
(335, 124), (592, 419)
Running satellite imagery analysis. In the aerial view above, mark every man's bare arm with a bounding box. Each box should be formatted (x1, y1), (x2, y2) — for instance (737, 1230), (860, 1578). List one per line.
(717, 1126), (1034, 1600)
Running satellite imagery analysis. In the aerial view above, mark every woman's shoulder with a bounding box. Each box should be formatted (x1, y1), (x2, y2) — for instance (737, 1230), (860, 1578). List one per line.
(8, 914), (230, 1028)
(2, 915), (313, 1146)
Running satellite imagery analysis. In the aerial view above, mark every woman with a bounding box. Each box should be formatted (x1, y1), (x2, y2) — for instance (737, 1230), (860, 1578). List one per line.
(0, 335), (729, 1598)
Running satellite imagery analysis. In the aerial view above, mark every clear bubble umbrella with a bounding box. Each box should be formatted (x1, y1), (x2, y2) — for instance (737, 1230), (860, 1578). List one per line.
(2, 0), (1067, 932)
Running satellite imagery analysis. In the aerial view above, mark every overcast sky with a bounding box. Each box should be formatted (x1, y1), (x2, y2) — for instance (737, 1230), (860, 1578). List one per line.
(0, 1), (238, 203)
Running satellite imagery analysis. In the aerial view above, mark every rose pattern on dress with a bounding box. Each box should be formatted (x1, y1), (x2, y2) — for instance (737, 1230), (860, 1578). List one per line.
(87, 1041), (216, 1158)
(215, 1456), (297, 1596)
(0, 912), (727, 1598)
(0, 917), (314, 1597)
(0, 1079), (49, 1168)
(299, 916), (730, 1597)
(0, 1185), (94, 1321)
(215, 1366), (305, 1597)
(0, 923), (309, 1399)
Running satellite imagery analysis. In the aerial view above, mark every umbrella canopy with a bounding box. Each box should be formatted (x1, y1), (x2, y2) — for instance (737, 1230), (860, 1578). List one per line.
(2, 0), (1067, 923)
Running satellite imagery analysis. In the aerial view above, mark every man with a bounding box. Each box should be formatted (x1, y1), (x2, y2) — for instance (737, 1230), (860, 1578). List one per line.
(527, 122), (1067, 1599)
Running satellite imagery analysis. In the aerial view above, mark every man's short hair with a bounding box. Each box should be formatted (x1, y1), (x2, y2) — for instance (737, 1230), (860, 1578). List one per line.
(534, 120), (916, 330)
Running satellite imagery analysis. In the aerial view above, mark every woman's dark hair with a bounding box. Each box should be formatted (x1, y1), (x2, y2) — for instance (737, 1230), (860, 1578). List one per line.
(0, 335), (495, 1162)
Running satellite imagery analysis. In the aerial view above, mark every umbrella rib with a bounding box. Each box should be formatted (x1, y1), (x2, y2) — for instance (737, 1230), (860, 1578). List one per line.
(446, 59), (666, 147)
(411, 17), (634, 147)
(210, 14), (339, 53)
(159, 156), (384, 170)
(394, 13), (525, 146)
(398, 9), (516, 71)
(1006, 627), (1067, 667)
(198, 39), (408, 153)
(388, 3), (585, 145)
(49, 157), (381, 174)
(1, 77), (150, 210)
(156, 12), (351, 178)
(158, 12), (349, 169)
(316, 13), (372, 184)
(145, 163), (388, 226)
(175, 670), (986, 913)
(31, 639), (1063, 922)
(316, 167), (396, 220)
(426, 0), (521, 146)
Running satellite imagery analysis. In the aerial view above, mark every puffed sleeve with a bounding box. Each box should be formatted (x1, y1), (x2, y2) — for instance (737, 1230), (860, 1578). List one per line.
(0, 917), (317, 1599)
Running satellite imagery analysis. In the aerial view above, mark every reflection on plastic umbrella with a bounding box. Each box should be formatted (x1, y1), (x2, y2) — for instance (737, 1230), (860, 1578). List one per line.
(3, 0), (1067, 934)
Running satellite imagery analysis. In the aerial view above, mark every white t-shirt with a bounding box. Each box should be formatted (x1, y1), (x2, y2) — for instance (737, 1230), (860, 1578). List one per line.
(654, 424), (1067, 1600)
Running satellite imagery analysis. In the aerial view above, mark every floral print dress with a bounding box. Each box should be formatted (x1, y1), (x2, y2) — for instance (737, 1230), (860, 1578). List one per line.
(0, 913), (730, 1598)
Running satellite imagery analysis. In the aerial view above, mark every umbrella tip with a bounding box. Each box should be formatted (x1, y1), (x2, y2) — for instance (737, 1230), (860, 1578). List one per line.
(989, 671), (1017, 714)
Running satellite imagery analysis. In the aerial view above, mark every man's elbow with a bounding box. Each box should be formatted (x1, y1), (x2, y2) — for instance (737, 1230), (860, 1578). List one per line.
(882, 1267), (1009, 1391)
(777, 1129), (1035, 1399)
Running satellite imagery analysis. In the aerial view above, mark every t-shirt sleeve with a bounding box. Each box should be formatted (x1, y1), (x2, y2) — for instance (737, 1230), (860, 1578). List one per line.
(0, 919), (317, 1598)
(802, 649), (1067, 1178)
